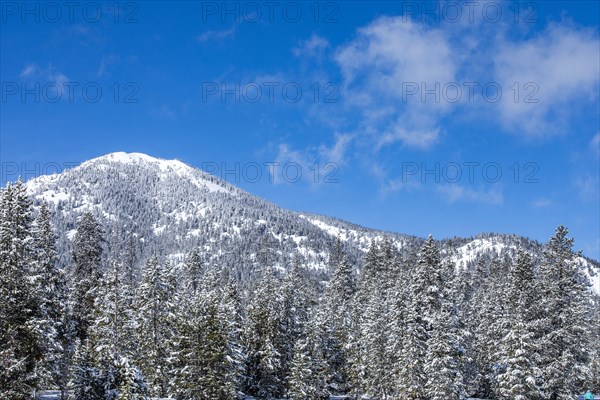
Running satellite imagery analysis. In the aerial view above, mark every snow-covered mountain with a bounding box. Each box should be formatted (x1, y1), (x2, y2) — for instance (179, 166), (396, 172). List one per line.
(25, 152), (600, 293)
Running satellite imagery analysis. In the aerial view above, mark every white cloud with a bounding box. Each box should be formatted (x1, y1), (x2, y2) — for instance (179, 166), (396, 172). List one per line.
(293, 34), (330, 58)
(97, 54), (120, 77)
(493, 23), (600, 137)
(19, 64), (36, 78)
(590, 132), (600, 154)
(574, 175), (600, 201)
(331, 14), (600, 151)
(196, 26), (236, 43)
(319, 133), (352, 165)
(19, 64), (69, 98)
(334, 15), (457, 150)
(379, 177), (422, 198)
(436, 184), (504, 205)
(532, 198), (553, 208)
(273, 136), (352, 186)
(377, 126), (440, 150)
(152, 104), (177, 120)
(19, 63), (68, 83)
(273, 11), (600, 194)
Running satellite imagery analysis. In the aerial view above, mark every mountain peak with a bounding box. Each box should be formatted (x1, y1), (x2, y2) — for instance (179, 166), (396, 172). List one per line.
(94, 152), (163, 164)
(83, 152), (189, 170)
(28, 151), (234, 199)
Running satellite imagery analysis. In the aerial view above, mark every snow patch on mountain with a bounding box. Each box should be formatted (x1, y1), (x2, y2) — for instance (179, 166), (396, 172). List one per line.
(449, 238), (600, 295)
(35, 189), (70, 204)
(300, 215), (349, 241)
(449, 237), (511, 269)
(579, 259), (600, 295)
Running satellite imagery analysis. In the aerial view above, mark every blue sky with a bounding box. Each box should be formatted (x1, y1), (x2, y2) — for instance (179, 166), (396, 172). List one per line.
(1, 0), (599, 259)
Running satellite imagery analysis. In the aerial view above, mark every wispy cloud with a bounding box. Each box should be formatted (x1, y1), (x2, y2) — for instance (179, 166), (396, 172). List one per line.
(151, 104), (178, 120)
(293, 34), (330, 58)
(493, 23), (600, 137)
(97, 54), (120, 77)
(329, 14), (600, 152)
(590, 132), (600, 154)
(574, 175), (600, 201)
(196, 26), (237, 43)
(318, 133), (352, 165)
(334, 15), (456, 150)
(19, 64), (69, 96)
(376, 126), (440, 150)
(436, 184), (504, 205)
(272, 136), (352, 186)
(532, 198), (553, 208)
(378, 177), (422, 198)
(19, 64), (36, 79)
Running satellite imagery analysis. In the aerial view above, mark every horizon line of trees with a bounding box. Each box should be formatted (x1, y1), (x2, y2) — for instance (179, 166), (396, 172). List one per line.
(1, 178), (599, 400)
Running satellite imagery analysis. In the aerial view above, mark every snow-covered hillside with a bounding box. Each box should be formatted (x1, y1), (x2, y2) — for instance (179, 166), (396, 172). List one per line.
(24, 152), (600, 293)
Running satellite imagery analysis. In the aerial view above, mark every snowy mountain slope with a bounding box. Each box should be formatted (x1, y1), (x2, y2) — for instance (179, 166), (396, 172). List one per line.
(26, 152), (418, 274)
(24, 152), (600, 293)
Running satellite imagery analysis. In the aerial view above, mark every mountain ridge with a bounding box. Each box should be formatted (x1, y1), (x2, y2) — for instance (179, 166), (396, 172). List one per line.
(23, 151), (600, 293)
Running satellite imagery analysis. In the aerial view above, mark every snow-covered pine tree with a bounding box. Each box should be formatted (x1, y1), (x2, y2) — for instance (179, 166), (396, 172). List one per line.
(423, 236), (463, 400)
(0, 179), (45, 399)
(183, 248), (203, 296)
(287, 309), (329, 400)
(70, 337), (104, 400)
(354, 240), (399, 398)
(171, 290), (203, 400)
(424, 300), (463, 400)
(589, 298), (600, 393)
(396, 235), (443, 399)
(387, 256), (411, 397)
(468, 256), (511, 398)
(279, 261), (310, 389)
(73, 260), (148, 400)
(538, 226), (593, 399)
(314, 238), (356, 395)
(71, 211), (104, 342)
(33, 202), (67, 391)
(350, 240), (380, 394)
(135, 256), (177, 398)
(496, 250), (541, 400)
(243, 269), (286, 399)
(173, 267), (239, 400)
(323, 238), (356, 395)
(220, 276), (246, 395)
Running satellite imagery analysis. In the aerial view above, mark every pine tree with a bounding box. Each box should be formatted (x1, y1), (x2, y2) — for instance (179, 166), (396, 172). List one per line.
(0, 179), (45, 399)
(71, 260), (148, 400)
(220, 277), (246, 395)
(70, 338), (104, 400)
(244, 270), (285, 399)
(424, 301), (463, 400)
(589, 300), (600, 393)
(538, 226), (592, 399)
(468, 256), (510, 398)
(350, 241), (380, 394)
(423, 240), (463, 400)
(183, 248), (203, 296)
(33, 202), (67, 391)
(71, 211), (104, 342)
(279, 261), (310, 390)
(397, 236), (443, 400)
(136, 256), (177, 398)
(353, 240), (399, 398)
(287, 312), (329, 400)
(324, 238), (356, 395)
(496, 250), (541, 400)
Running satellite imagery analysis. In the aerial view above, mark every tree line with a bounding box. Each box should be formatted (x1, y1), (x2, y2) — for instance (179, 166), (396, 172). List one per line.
(1, 178), (599, 399)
